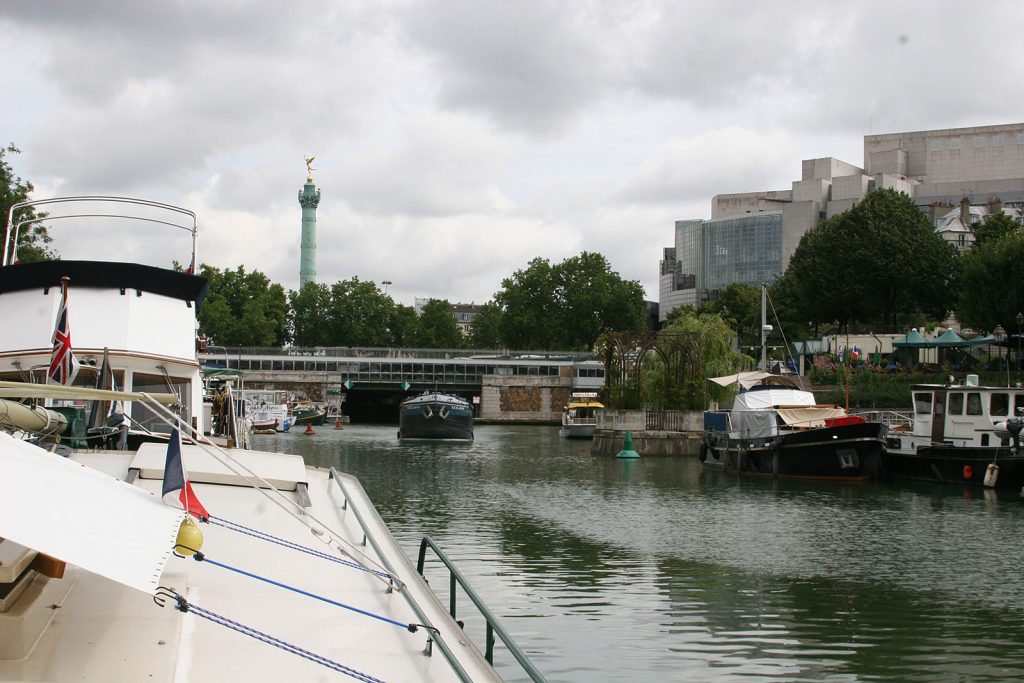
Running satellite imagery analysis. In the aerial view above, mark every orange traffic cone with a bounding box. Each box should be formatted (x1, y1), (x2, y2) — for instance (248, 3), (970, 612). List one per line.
(304, 423), (315, 435)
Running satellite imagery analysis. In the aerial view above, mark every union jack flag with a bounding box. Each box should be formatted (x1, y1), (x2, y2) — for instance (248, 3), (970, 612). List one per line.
(48, 278), (80, 385)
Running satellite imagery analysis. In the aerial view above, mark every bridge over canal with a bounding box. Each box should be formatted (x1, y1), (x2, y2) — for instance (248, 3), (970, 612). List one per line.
(199, 346), (606, 423)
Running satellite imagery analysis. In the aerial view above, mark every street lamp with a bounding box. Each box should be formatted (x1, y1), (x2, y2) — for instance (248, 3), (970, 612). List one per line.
(382, 280), (392, 295)
(994, 325), (1007, 386)
(1016, 312), (1023, 384)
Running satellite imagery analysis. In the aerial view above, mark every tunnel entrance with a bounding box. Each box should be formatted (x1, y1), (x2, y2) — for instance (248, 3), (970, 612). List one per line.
(341, 388), (477, 424)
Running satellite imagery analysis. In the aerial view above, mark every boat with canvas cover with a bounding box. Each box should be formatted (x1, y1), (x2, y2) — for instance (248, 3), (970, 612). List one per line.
(701, 371), (887, 481)
(698, 284), (886, 481)
(0, 196), (542, 682)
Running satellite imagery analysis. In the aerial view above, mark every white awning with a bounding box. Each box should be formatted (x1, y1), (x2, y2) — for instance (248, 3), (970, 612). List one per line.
(0, 432), (182, 594)
(776, 407), (848, 429)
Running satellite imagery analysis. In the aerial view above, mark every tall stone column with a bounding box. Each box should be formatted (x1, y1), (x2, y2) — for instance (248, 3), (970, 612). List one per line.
(297, 164), (321, 289)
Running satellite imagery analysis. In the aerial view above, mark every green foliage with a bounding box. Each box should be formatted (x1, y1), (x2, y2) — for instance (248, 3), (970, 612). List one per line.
(972, 212), (1019, 247)
(646, 308), (748, 409)
(494, 251), (645, 350)
(198, 265), (288, 346)
(326, 278), (396, 346)
(957, 228), (1024, 333)
(412, 299), (464, 348)
(468, 302), (504, 348)
(288, 282), (333, 346)
(697, 282), (760, 346)
(0, 144), (55, 262)
(782, 188), (959, 329)
(388, 305), (419, 347)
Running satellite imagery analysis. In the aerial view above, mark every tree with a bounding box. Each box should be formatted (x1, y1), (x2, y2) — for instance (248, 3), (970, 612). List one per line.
(495, 257), (560, 349)
(325, 277), (395, 346)
(781, 188), (959, 330)
(388, 305), (419, 347)
(198, 265), (288, 346)
(973, 212), (1020, 247)
(647, 308), (748, 409)
(494, 251), (646, 350)
(288, 282), (333, 346)
(468, 302), (504, 348)
(412, 299), (464, 348)
(0, 144), (55, 262)
(957, 229), (1024, 333)
(698, 282), (760, 347)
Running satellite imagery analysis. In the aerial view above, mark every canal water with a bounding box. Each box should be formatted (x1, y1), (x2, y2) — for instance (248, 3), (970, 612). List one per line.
(253, 425), (1024, 682)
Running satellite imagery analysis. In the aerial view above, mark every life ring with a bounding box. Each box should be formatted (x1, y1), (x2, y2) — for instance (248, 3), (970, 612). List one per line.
(963, 465), (973, 480)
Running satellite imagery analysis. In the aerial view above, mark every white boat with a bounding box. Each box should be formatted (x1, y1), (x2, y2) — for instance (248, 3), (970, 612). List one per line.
(0, 197), (541, 682)
(559, 392), (603, 439)
(241, 389), (294, 432)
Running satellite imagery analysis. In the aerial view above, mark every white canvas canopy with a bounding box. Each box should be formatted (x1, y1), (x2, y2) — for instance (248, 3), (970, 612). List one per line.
(0, 432), (182, 594)
(709, 371), (801, 390)
(728, 388), (839, 438)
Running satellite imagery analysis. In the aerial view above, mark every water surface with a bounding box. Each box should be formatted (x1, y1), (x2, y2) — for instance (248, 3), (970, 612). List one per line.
(254, 424), (1024, 682)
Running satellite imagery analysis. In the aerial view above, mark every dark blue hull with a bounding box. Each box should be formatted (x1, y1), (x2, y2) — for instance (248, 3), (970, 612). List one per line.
(398, 396), (474, 440)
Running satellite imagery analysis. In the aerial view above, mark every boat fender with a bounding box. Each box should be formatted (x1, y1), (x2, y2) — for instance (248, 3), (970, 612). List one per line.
(698, 443), (708, 463)
(984, 463), (999, 488)
(963, 465), (973, 480)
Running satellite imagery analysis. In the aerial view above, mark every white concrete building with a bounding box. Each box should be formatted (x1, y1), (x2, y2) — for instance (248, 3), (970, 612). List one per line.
(660, 122), (1024, 323)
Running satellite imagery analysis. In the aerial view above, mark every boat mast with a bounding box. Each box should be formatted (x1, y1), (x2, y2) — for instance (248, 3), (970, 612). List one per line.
(760, 283), (771, 371)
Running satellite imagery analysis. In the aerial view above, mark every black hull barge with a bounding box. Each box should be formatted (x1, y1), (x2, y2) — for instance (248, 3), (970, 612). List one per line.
(398, 392), (474, 440)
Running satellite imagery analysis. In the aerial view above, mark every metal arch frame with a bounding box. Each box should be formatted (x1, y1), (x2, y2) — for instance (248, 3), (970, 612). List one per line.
(3, 196), (198, 267)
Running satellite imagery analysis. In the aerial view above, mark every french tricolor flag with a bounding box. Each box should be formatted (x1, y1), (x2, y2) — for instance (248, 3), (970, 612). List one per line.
(161, 428), (209, 520)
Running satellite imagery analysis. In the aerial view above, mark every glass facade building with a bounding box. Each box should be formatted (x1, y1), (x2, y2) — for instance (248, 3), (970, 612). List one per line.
(661, 213), (782, 320)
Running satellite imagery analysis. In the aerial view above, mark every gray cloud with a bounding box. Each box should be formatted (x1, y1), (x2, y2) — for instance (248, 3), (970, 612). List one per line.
(4, 0), (1024, 304)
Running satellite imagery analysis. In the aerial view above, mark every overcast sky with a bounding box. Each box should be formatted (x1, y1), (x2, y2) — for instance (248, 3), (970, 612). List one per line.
(4, 1), (1024, 307)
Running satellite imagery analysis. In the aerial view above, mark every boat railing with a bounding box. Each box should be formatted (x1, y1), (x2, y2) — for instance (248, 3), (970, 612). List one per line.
(855, 410), (913, 429)
(4, 195), (197, 268)
(328, 469), (511, 683)
(416, 535), (547, 682)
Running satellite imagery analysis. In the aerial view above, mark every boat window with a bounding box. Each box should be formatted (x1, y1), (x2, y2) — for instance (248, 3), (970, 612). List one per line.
(1016, 394), (1024, 415)
(913, 392), (932, 414)
(991, 393), (1009, 416)
(131, 372), (191, 434)
(948, 393), (964, 415)
(966, 393), (982, 415)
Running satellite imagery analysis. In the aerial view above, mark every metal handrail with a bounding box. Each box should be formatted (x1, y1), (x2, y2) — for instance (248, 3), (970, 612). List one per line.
(326, 468), (474, 683)
(417, 535), (547, 682)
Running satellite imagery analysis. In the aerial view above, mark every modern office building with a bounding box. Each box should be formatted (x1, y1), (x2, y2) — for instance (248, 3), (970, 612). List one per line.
(660, 122), (1024, 323)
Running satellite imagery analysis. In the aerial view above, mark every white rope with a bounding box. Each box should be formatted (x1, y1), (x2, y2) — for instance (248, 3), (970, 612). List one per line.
(136, 393), (398, 589)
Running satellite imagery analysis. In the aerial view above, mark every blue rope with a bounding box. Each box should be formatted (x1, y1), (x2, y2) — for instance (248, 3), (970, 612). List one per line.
(187, 551), (416, 632)
(161, 589), (387, 683)
(206, 515), (392, 580)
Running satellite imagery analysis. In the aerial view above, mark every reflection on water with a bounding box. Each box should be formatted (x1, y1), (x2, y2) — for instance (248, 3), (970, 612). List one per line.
(254, 425), (1024, 682)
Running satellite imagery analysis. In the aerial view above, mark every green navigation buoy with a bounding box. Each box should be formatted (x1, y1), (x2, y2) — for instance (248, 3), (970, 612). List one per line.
(616, 430), (640, 459)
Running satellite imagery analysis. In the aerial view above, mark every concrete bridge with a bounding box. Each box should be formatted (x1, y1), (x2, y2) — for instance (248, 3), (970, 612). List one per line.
(199, 346), (606, 423)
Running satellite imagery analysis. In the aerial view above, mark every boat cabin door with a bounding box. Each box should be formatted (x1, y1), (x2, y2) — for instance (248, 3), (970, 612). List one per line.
(930, 390), (946, 444)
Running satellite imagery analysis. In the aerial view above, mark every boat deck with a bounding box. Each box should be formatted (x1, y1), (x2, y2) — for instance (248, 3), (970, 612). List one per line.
(0, 447), (498, 682)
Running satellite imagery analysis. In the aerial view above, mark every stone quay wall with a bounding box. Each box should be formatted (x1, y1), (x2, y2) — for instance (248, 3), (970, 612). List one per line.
(591, 409), (704, 457)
